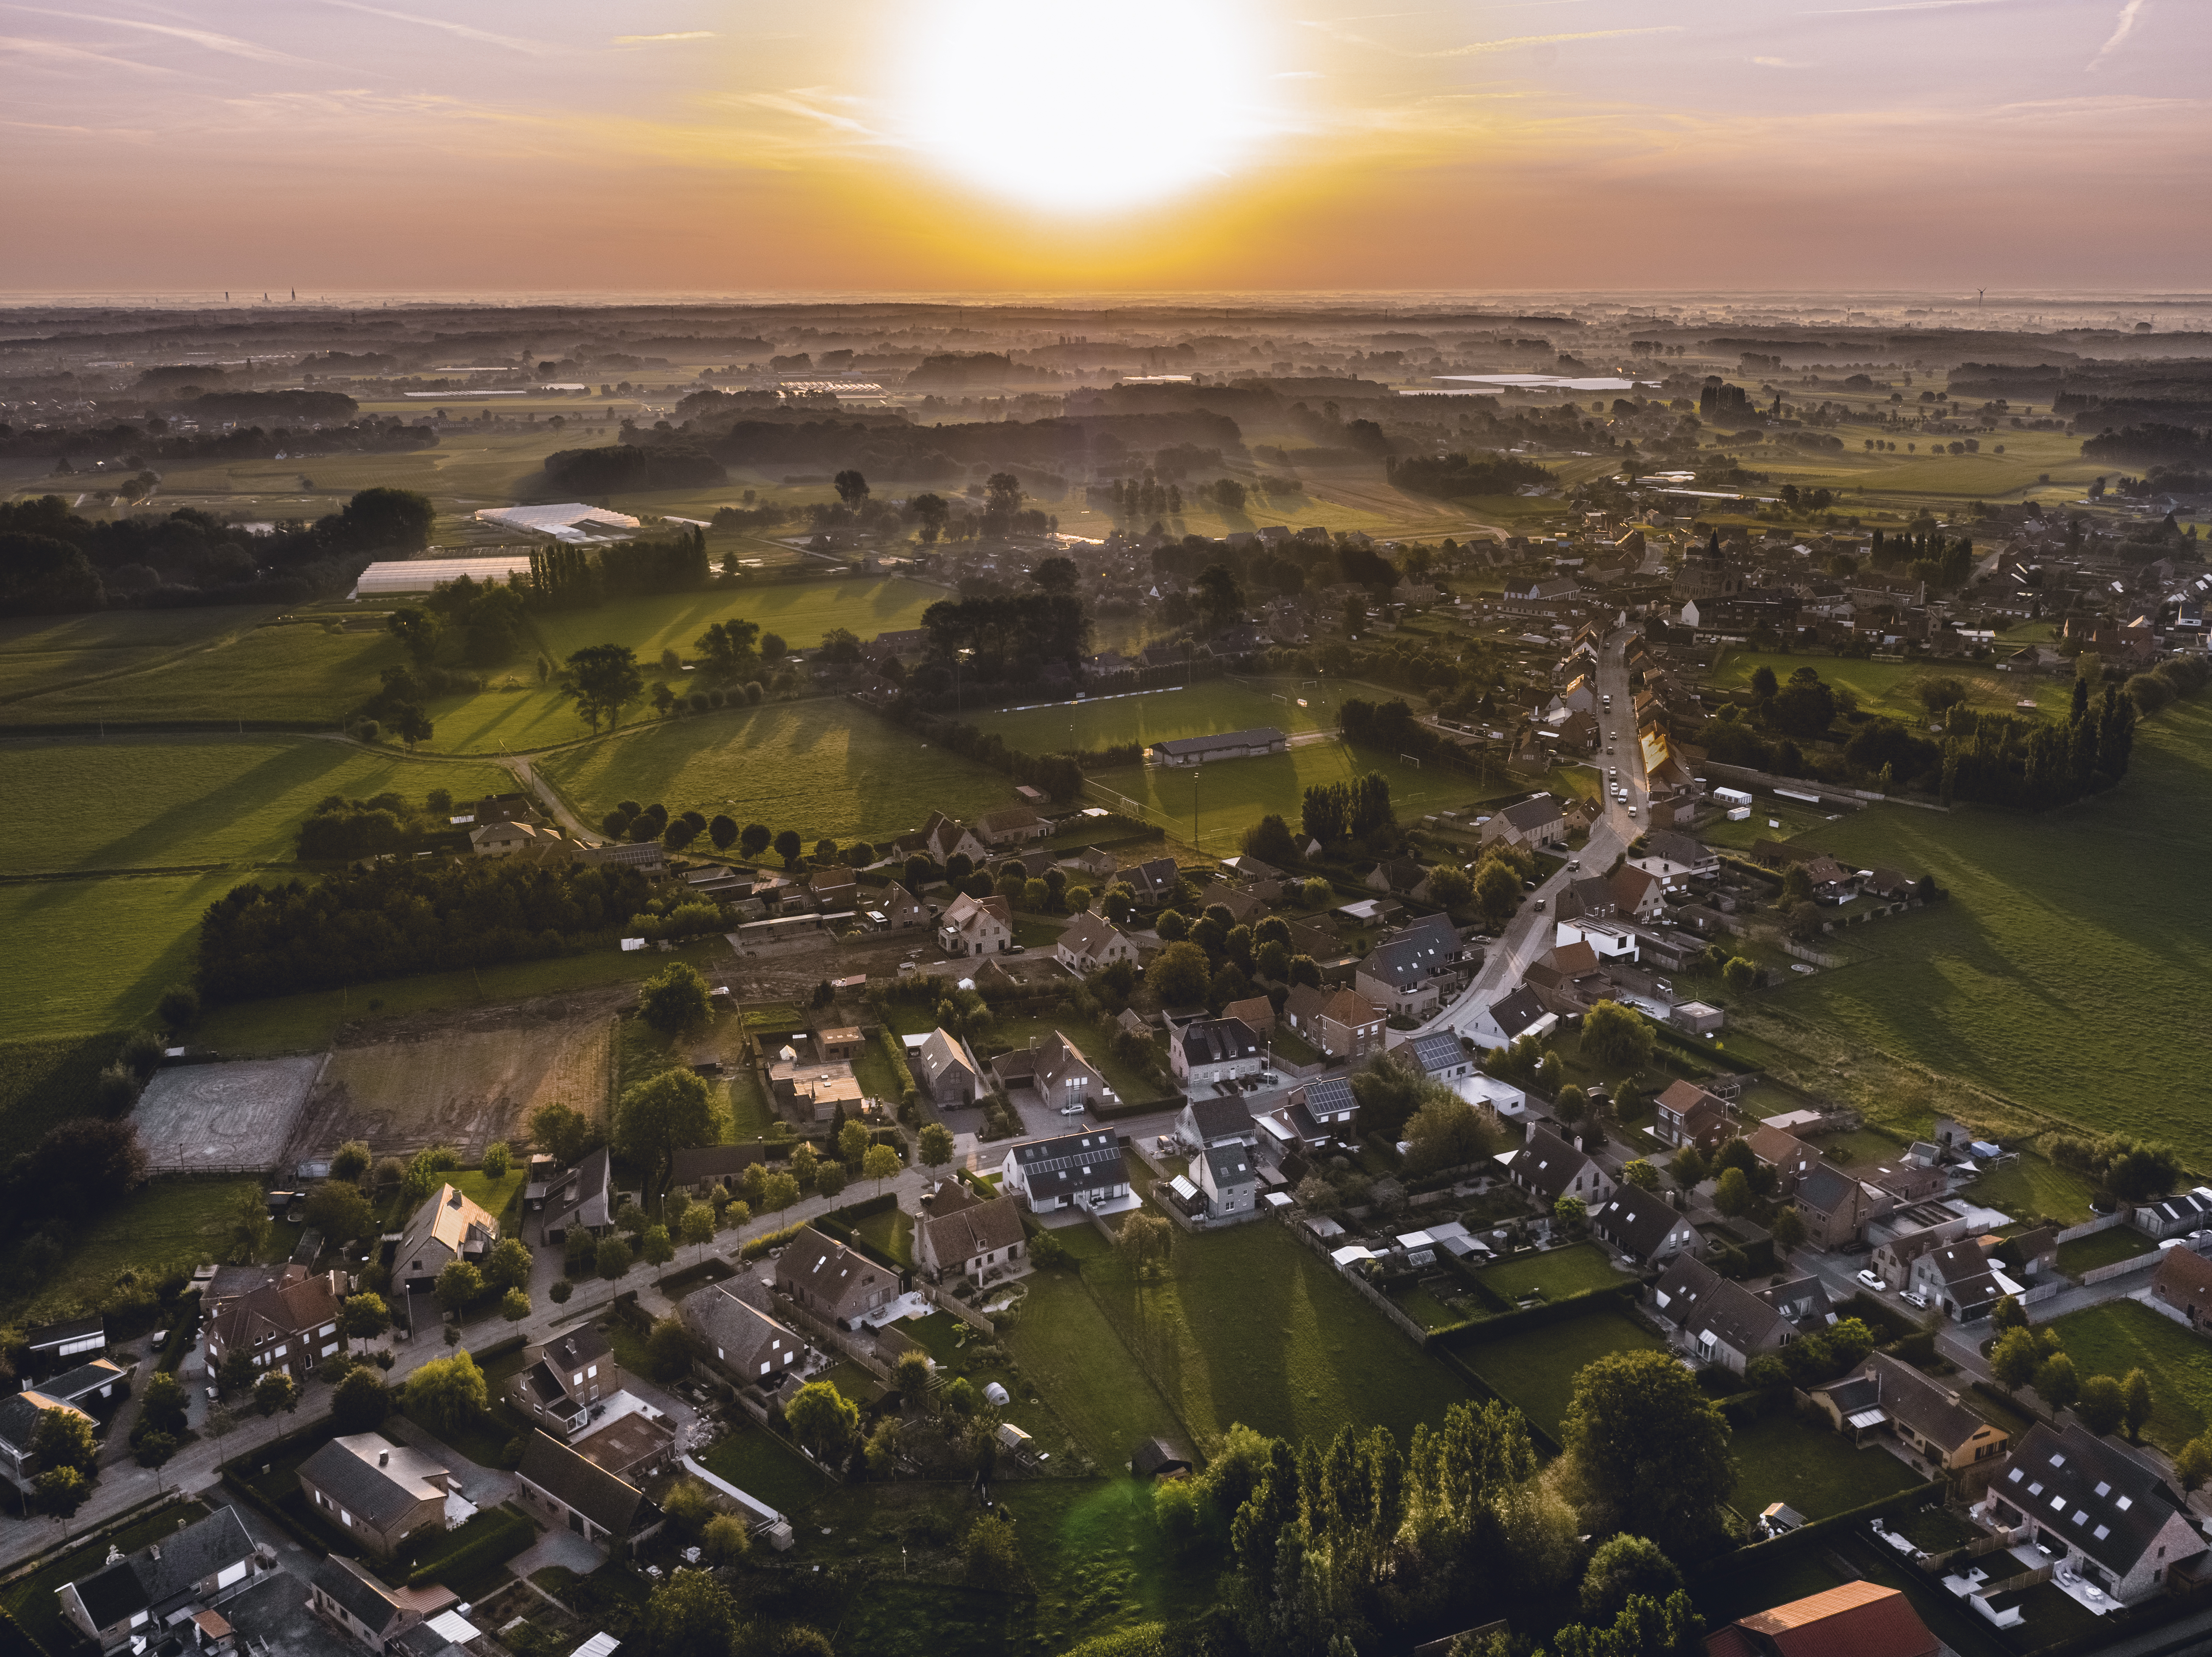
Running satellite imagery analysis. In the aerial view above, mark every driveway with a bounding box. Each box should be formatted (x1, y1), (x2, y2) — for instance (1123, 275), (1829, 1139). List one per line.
(509, 1526), (604, 1579)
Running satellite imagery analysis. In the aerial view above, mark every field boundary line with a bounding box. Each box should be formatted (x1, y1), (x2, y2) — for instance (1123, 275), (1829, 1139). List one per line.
(0, 606), (284, 709)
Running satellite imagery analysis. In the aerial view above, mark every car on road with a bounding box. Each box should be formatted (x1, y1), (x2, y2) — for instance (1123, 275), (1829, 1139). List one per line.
(1608, 767), (1617, 778)
(1856, 1270), (1887, 1291)
(1626, 805), (1636, 817)
(1005, 944), (1026, 955)
(1532, 897), (1546, 912)
(1840, 1239), (1872, 1255)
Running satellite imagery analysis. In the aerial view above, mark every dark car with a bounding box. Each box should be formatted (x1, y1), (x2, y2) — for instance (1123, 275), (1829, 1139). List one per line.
(1839, 1239), (1873, 1256)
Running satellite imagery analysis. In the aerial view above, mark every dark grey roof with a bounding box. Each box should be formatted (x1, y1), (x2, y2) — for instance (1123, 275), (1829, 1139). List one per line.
(1360, 933), (1442, 991)
(1512, 1125), (1591, 1203)
(1759, 1274), (1832, 1327)
(1296, 1076), (1357, 1119)
(71, 1507), (256, 1629)
(1008, 1133), (1127, 1201)
(1642, 829), (1712, 867)
(1500, 797), (1563, 831)
(1391, 912), (1460, 956)
(518, 1430), (651, 1535)
(1860, 1351), (1988, 1453)
(33, 1360), (125, 1406)
(0, 1392), (81, 1453)
(309, 1554), (405, 1633)
(1998, 1422), (2190, 1578)
(1178, 1017), (1262, 1068)
(1204, 1145), (1255, 1189)
(1683, 1275), (1789, 1355)
(25, 1313), (103, 1349)
(1149, 727), (1285, 759)
(1183, 1095), (1257, 1142)
(1132, 1437), (1191, 1476)
(1650, 1252), (1722, 1326)
(1485, 987), (1549, 1040)
(298, 1437), (446, 1530)
(669, 1144), (764, 1185)
(68, 1558), (150, 1631)
(1592, 1186), (1688, 1256)
(1795, 1164), (1859, 1214)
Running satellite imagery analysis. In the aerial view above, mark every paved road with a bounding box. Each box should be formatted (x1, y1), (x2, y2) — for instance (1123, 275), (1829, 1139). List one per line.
(1418, 623), (1646, 1038)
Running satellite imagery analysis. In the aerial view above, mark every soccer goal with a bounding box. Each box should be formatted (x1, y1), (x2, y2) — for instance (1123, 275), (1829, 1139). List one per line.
(1398, 754), (1423, 769)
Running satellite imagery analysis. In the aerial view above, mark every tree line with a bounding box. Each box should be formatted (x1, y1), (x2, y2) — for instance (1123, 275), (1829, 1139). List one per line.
(1386, 451), (1556, 500)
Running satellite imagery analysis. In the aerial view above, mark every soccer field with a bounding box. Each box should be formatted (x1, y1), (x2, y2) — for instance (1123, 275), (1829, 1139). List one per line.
(967, 678), (1349, 754)
(1084, 741), (1469, 854)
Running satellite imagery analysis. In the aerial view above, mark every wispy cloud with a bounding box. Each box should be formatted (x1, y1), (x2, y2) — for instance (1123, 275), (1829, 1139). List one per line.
(737, 91), (881, 139)
(311, 0), (554, 55)
(0, 31), (174, 74)
(614, 31), (715, 44)
(6, 5), (310, 64)
(1424, 25), (1685, 58)
(2087, 0), (2145, 69)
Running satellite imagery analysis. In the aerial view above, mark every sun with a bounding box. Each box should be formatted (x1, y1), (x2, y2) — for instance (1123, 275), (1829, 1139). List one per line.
(899, 0), (1275, 214)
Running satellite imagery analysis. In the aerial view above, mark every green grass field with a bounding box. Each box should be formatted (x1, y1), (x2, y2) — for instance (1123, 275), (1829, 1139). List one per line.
(1002, 1265), (1187, 1468)
(1727, 1411), (1928, 1521)
(1076, 1221), (1475, 1455)
(1956, 1156), (2097, 1226)
(699, 1421), (835, 1513)
(2044, 1301), (2212, 1457)
(1712, 650), (2061, 726)
(1475, 1242), (1636, 1302)
(25, 1176), (261, 1321)
(2054, 1227), (2158, 1276)
(1451, 1306), (1663, 1440)
(0, 736), (513, 875)
(0, 873), (225, 1042)
(0, 606), (278, 704)
(967, 678), (1349, 754)
(0, 619), (400, 729)
(1765, 695), (2212, 1162)
(1085, 742), (1465, 856)
(529, 577), (945, 664)
(539, 697), (1020, 843)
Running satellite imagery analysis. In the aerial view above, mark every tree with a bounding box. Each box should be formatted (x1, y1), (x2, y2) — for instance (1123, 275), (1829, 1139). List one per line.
(2077, 1374), (2126, 1436)
(158, 984), (202, 1031)
(406, 1350), (489, 1432)
(643, 1224), (676, 1268)
(341, 1293), (391, 1341)
(1621, 1158), (1660, 1193)
(436, 1259), (484, 1314)
(638, 961), (711, 1034)
(303, 1180), (374, 1245)
(1117, 1210), (1174, 1277)
(787, 1380), (860, 1464)
(1147, 941), (1212, 1006)
(1721, 957), (1758, 995)
(254, 1370), (299, 1416)
(479, 1140), (511, 1181)
(919, 1123), (955, 1171)
(34, 1466), (89, 1518)
(762, 1170), (801, 1215)
(331, 1140), (372, 1183)
(1427, 864), (1473, 912)
(1711, 1167), (1751, 1217)
(32, 1407), (97, 1478)
(477, 1238), (530, 1296)
(2176, 1436), (2212, 1493)
(1991, 1326), (2042, 1394)
(1581, 1001), (1656, 1073)
(893, 1348), (935, 1410)
(1562, 1349), (1735, 1546)
(2037, 1353), (2079, 1415)
(647, 1315), (696, 1381)
(1404, 1095), (1492, 1176)
(1769, 1206), (1806, 1254)
(500, 1287), (532, 1323)
(218, 1347), (258, 1398)
(333, 1366), (391, 1432)
(530, 1101), (602, 1168)
(1194, 563), (1245, 630)
(833, 468), (870, 506)
(862, 1143), (902, 1194)
(644, 1569), (737, 1657)
(615, 1066), (721, 1191)
(1473, 859), (1521, 927)
(140, 1370), (189, 1437)
(230, 1184), (271, 1264)
(1580, 1534), (1685, 1624)
(2121, 1368), (2154, 1441)
(564, 643), (645, 733)
(598, 1235), (634, 1279)
(680, 1204), (715, 1259)
(1990, 1294), (2027, 1334)
(1554, 1195), (1587, 1232)
(702, 1512), (752, 1567)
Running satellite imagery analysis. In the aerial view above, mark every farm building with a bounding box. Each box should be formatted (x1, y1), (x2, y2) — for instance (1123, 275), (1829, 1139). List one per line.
(1145, 728), (1288, 767)
(472, 503), (642, 542)
(351, 553), (536, 598)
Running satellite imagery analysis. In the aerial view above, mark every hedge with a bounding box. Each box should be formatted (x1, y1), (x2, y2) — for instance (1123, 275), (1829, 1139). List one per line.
(740, 1219), (813, 1262)
(1714, 1478), (1936, 1568)
(406, 1503), (535, 1589)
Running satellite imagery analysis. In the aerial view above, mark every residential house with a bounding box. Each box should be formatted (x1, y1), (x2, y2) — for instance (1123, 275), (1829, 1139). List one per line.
(506, 1329), (618, 1437)
(1171, 1017), (1266, 1090)
(1561, 876), (1618, 923)
(1056, 911), (1140, 974)
(1702, 1582), (1938, 1657)
(683, 1284), (810, 1388)
(1196, 1145), (1257, 1217)
(1061, 845), (1119, 881)
(1479, 796), (1566, 851)
(1743, 1125), (1821, 1196)
(766, 1051), (864, 1124)
(1807, 1351), (2007, 1471)
(60, 1507), (264, 1654)
(1591, 1186), (1699, 1262)
(1608, 865), (1666, 923)
(1118, 856), (1183, 905)
(1356, 928), (1459, 1020)
(305, 1557), (432, 1655)
(297, 1435), (456, 1560)
(1655, 1257), (1828, 1375)
(915, 1193), (1028, 1282)
(469, 820), (554, 858)
(578, 840), (665, 874)
(1654, 1081), (1732, 1151)
(1194, 882), (1267, 927)
(978, 803), (1050, 847)
(516, 1431), (663, 1548)
(1146, 728), (1288, 766)
(1506, 1125), (1615, 1211)
(807, 872), (858, 914)
(1001, 1131), (1130, 1214)
(775, 1226), (901, 1329)
(905, 811), (989, 869)
(205, 1267), (344, 1387)
(1282, 1076), (1360, 1148)
(1281, 984), (1385, 1059)
(1980, 1423), (2206, 1605)
(1363, 859), (1433, 903)
(1794, 1164), (1879, 1252)
(1629, 831), (1718, 890)
(2132, 1189), (2212, 1240)
(33, 1359), (133, 1415)
(668, 1143), (765, 1200)
(1865, 1156), (1946, 1207)
(990, 1031), (1116, 1116)
(1221, 995), (1275, 1039)
(394, 1186), (499, 1296)
(1405, 1031), (1474, 1087)
(1466, 985), (1558, 1051)
(872, 881), (930, 930)
(1907, 1241), (2009, 1323)
(2150, 1245), (2212, 1329)
(25, 1315), (105, 1368)
(938, 892), (1014, 956)
(1179, 1094), (1260, 1150)
(570, 1406), (677, 1489)
(536, 1148), (611, 1243)
(912, 1028), (983, 1109)
(0, 1391), (96, 1501)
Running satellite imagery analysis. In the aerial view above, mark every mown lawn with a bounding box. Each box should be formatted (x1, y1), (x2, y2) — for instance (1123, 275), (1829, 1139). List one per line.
(1764, 695), (2212, 1163)
(1001, 1266), (1185, 1468)
(1710, 649), (2062, 726)
(1452, 1305), (1664, 1440)
(539, 698), (1019, 845)
(699, 1420), (834, 1514)
(1476, 1242), (1635, 1302)
(1728, 1411), (1928, 1521)
(1085, 743), (1465, 857)
(2054, 1226), (2158, 1276)
(1075, 1221), (1475, 1455)
(0, 871), (231, 1042)
(2046, 1301), (2212, 1456)
(1956, 1155), (2098, 1226)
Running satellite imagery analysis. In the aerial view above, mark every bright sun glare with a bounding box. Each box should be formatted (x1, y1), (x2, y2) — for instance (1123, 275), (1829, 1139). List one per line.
(902, 0), (1272, 214)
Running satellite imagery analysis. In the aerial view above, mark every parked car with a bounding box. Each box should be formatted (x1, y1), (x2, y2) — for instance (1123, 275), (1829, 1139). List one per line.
(1856, 1269), (1887, 1291)
(1902, 1291), (1928, 1309)
(1840, 1239), (1873, 1256)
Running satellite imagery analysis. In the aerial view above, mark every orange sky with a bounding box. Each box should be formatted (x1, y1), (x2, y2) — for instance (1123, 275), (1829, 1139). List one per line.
(4, 0), (2207, 292)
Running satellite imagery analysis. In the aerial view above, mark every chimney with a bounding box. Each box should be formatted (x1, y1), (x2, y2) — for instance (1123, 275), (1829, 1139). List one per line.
(379, 1449), (390, 1467)
(149, 1546), (160, 1562)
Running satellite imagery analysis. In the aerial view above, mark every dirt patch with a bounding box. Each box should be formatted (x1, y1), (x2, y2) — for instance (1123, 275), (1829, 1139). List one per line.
(282, 991), (617, 1165)
(134, 1056), (322, 1173)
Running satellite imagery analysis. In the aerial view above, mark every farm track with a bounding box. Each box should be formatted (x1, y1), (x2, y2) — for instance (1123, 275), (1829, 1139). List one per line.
(0, 607), (281, 707)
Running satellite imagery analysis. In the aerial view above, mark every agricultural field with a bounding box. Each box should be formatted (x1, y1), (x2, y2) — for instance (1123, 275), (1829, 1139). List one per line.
(0, 618), (401, 729)
(0, 871), (226, 1043)
(1711, 649), (2063, 726)
(1764, 695), (2212, 1163)
(528, 577), (946, 666)
(0, 1032), (122, 1157)
(1085, 742), (1462, 856)
(1076, 1220), (1476, 1454)
(21, 1176), (263, 1320)
(1715, 423), (2106, 511)
(1449, 1305), (1665, 1440)
(539, 697), (1020, 843)
(0, 736), (513, 875)
(968, 678), (1349, 755)
(2043, 1301), (2212, 1458)
(1726, 1411), (1928, 1522)
(0, 606), (278, 705)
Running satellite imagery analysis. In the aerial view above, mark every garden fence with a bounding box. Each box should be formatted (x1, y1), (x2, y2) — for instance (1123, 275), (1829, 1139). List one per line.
(2078, 1250), (2164, 1287)
(1275, 1209), (1431, 1347)
(2054, 1212), (2129, 1243)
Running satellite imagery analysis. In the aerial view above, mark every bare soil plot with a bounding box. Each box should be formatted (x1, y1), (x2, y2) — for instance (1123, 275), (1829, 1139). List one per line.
(133, 1056), (322, 1172)
(284, 994), (615, 1164)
